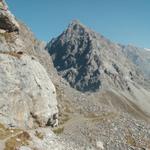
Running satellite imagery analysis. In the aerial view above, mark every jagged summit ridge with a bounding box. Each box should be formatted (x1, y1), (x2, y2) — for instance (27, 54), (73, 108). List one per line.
(47, 20), (101, 91)
(69, 19), (84, 27)
(46, 20), (140, 92)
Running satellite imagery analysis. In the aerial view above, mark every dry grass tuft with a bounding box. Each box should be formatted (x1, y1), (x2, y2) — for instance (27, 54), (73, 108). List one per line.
(125, 130), (136, 147)
(35, 130), (44, 140)
(52, 126), (64, 135)
(4, 131), (31, 150)
(3, 32), (17, 43)
(0, 51), (23, 59)
(59, 114), (70, 125)
(0, 123), (21, 140)
(126, 134), (136, 147)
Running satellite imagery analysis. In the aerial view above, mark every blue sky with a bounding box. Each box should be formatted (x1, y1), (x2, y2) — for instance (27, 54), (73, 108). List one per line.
(6, 0), (150, 48)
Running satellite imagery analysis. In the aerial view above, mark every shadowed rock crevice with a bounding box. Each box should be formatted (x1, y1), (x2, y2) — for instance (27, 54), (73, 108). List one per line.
(0, 3), (19, 33)
(0, 13), (18, 32)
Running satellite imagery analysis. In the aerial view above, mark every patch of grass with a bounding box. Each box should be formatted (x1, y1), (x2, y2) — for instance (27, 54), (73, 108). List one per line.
(125, 134), (136, 146)
(64, 105), (72, 113)
(52, 126), (64, 135)
(35, 131), (44, 140)
(0, 123), (21, 140)
(0, 30), (17, 44)
(59, 114), (70, 125)
(125, 129), (136, 147)
(4, 131), (31, 150)
(3, 32), (16, 43)
(0, 123), (5, 129)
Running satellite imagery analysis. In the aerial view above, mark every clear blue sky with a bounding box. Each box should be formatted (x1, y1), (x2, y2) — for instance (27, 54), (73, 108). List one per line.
(6, 0), (150, 48)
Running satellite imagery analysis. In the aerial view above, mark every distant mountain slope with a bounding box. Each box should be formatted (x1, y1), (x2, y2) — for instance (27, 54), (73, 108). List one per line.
(121, 45), (150, 80)
(46, 20), (150, 119)
(46, 20), (146, 92)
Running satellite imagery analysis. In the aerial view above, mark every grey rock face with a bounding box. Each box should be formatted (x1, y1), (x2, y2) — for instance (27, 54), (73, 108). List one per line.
(46, 20), (143, 92)
(0, 1), (59, 128)
(0, 12), (56, 81)
(0, 53), (58, 128)
(47, 21), (102, 91)
(0, 1), (40, 54)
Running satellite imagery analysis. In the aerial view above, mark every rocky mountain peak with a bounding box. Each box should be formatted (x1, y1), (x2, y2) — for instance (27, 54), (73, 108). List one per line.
(66, 19), (100, 41)
(46, 20), (140, 92)
(67, 20), (89, 33)
(68, 19), (84, 27)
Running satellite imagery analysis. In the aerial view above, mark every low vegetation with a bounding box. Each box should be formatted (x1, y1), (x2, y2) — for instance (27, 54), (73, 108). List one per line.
(4, 131), (31, 150)
(0, 51), (23, 59)
(0, 123), (21, 140)
(52, 126), (64, 135)
(35, 130), (44, 140)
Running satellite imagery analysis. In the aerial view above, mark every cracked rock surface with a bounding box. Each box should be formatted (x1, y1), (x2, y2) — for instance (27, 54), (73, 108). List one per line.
(0, 53), (58, 128)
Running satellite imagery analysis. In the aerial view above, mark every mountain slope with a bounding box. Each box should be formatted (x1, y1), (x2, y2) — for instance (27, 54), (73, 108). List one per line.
(45, 20), (150, 149)
(46, 20), (150, 118)
(46, 20), (146, 92)
(1, 1), (150, 149)
(121, 45), (150, 81)
(0, 2), (77, 150)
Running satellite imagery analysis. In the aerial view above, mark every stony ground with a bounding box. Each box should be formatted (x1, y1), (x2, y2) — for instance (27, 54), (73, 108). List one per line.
(53, 80), (150, 150)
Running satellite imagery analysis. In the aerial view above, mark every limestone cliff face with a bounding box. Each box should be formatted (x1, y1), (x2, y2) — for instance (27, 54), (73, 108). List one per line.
(0, 0), (58, 129)
(0, 2), (79, 150)
(0, 8), (56, 81)
(0, 53), (58, 128)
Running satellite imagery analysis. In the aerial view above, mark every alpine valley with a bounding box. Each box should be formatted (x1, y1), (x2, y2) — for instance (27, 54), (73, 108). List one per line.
(0, 1), (150, 150)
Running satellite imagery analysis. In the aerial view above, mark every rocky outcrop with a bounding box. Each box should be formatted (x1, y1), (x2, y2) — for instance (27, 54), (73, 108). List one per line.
(46, 20), (144, 92)
(0, 11), (57, 83)
(0, 0), (59, 129)
(0, 1), (58, 86)
(0, 52), (58, 128)
(0, 10), (19, 32)
(0, 0), (19, 32)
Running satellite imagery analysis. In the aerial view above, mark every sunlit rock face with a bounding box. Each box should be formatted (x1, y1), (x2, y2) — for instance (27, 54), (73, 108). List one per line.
(0, 53), (58, 128)
(47, 20), (144, 92)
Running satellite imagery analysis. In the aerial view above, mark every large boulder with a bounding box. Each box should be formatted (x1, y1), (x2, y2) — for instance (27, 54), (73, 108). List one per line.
(0, 52), (58, 128)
